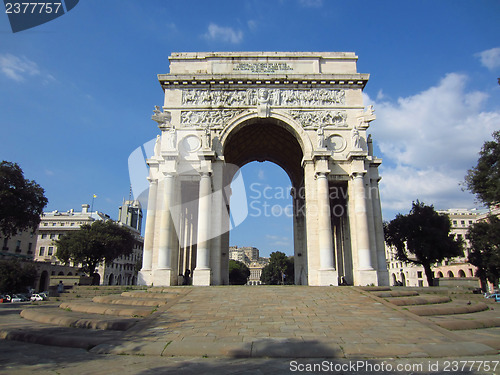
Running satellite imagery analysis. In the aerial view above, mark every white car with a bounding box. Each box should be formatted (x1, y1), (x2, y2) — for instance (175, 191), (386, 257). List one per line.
(30, 294), (44, 301)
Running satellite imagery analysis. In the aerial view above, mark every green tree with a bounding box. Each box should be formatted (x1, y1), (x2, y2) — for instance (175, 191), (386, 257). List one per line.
(384, 201), (463, 287)
(0, 259), (37, 293)
(0, 161), (48, 238)
(464, 131), (500, 207)
(228, 260), (250, 285)
(467, 215), (500, 291)
(260, 251), (294, 285)
(56, 220), (135, 278)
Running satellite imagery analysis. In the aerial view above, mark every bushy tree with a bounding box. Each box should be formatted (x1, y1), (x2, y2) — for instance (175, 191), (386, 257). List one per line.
(260, 251), (294, 285)
(467, 215), (500, 291)
(384, 201), (463, 286)
(228, 260), (250, 285)
(464, 131), (500, 207)
(0, 161), (48, 238)
(0, 259), (37, 293)
(56, 220), (135, 277)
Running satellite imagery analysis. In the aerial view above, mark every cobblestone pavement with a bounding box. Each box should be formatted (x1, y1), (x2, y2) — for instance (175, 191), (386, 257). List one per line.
(0, 286), (499, 374)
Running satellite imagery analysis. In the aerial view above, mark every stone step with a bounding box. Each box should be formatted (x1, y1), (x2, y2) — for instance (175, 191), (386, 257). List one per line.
(59, 301), (155, 317)
(20, 307), (139, 331)
(407, 302), (489, 316)
(0, 319), (121, 350)
(146, 286), (192, 294)
(430, 311), (500, 330)
(373, 290), (420, 298)
(385, 295), (451, 306)
(121, 291), (181, 299)
(92, 295), (167, 307)
(358, 286), (391, 292)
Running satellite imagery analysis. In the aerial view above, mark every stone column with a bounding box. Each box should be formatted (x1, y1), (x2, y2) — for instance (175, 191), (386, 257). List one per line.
(141, 179), (157, 270)
(153, 173), (175, 285)
(193, 172), (212, 285)
(372, 177), (389, 285)
(316, 172), (338, 285)
(352, 172), (374, 271)
(317, 172), (335, 270)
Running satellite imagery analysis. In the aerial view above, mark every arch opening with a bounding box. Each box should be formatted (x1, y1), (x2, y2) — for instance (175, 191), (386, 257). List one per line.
(223, 117), (305, 188)
(223, 118), (305, 285)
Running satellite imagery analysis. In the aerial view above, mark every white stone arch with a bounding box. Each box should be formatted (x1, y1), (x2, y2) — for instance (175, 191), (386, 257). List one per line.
(220, 110), (314, 161)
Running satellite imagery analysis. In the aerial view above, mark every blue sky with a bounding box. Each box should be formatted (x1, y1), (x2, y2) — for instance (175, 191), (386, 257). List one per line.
(1, 0), (499, 257)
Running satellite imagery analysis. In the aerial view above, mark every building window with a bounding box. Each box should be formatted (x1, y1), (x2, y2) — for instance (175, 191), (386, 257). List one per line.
(28, 243), (33, 254)
(52, 223), (56, 226)
(70, 223), (75, 226)
(469, 220), (473, 225)
(50, 234), (56, 239)
(452, 220), (457, 226)
(417, 271), (423, 278)
(48, 247), (54, 256)
(41, 234), (47, 239)
(461, 220), (465, 226)
(39, 247), (45, 256)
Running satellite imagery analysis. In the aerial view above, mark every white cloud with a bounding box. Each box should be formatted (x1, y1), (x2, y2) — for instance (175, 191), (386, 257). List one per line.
(0, 53), (40, 81)
(475, 47), (500, 70)
(366, 73), (500, 218)
(203, 23), (243, 44)
(265, 234), (291, 247)
(247, 20), (258, 31)
(298, 0), (323, 7)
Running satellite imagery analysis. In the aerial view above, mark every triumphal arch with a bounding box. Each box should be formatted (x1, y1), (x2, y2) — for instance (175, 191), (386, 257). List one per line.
(138, 52), (389, 287)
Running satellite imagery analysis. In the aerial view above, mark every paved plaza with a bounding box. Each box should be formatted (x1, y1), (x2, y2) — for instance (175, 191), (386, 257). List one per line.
(0, 286), (499, 374)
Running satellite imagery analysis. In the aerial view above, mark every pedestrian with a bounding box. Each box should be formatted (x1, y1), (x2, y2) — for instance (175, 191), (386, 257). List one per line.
(57, 280), (64, 294)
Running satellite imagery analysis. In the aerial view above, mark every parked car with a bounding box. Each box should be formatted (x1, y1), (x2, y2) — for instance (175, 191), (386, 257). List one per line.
(0, 295), (7, 303)
(38, 292), (49, 300)
(8, 295), (22, 303)
(485, 293), (500, 300)
(30, 294), (44, 302)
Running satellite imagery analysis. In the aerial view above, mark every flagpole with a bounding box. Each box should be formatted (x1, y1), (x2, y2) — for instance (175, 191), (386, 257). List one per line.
(91, 194), (97, 215)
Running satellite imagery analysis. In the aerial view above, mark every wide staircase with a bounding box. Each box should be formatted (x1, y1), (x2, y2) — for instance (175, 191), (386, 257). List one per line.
(0, 285), (189, 350)
(359, 286), (500, 350)
(0, 285), (498, 357)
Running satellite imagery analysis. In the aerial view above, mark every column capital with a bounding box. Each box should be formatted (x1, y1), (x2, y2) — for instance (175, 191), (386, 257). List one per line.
(147, 177), (158, 184)
(200, 171), (212, 178)
(315, 171), (329, 179)
(351, 171), (366, 179)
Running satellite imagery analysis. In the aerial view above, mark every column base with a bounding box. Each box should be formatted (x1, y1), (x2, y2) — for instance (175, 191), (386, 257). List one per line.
(152, 268), (174, 286)
(192, 268), (211, 286)
(318, 269), (338, 286)
(137, 270), (152, 286)
(377, 270), (390, 286)
(355, 269), (378, 286)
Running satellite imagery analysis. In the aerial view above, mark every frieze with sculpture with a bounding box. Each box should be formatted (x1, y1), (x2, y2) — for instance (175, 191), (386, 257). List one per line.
(180, 109), (246, 127)
(287, 110), (347, 128)
(181, 88), (345, 107)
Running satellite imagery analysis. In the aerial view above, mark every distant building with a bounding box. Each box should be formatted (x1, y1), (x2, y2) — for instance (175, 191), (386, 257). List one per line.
(0, 229), (36, 261)
(386, 208), (485, 287)
(34, 201), (143, 288)
(97, 200), (143, 286)
(35, 204), (109, 264)
(229, 246), (269, 285)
